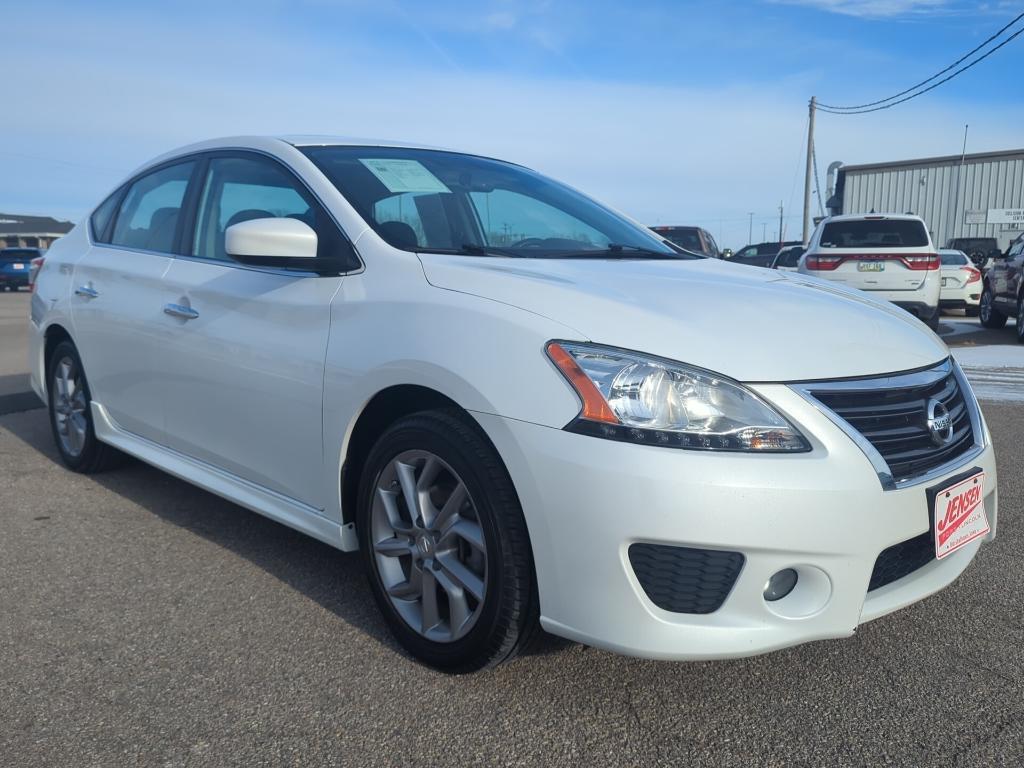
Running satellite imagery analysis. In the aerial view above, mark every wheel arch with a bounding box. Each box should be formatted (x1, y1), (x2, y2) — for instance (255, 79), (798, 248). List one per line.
(340, 384), (484, 535)
(41, 323), (75, 392)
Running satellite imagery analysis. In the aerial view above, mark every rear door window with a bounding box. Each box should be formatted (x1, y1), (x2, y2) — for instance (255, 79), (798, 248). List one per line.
(940, 252), (967, 266)
(110, 162), (196, 254)
(777, 248), (804, 267)
(821, 220), (928, 248)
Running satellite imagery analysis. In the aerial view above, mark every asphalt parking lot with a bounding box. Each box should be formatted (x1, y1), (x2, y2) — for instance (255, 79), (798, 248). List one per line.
(1, 291), (1022, 767)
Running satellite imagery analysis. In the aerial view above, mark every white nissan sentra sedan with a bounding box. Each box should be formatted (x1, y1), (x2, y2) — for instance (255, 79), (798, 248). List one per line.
(30, 137), (997, 672)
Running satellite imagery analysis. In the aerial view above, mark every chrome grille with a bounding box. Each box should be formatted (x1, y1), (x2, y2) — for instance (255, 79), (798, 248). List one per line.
(796, 360), (981, 487)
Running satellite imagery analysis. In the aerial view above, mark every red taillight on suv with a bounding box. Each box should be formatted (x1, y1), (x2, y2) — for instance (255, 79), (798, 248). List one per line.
(901, 253), (940, 271)
(963, 266), (981, 284)
(806, 253), (940, 271)
(804, 254), (843, 270)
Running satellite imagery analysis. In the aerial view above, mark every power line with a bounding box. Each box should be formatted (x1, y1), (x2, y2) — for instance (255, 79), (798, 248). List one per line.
(818, 22), (1024, 115)
(818, 10), (1024, 111)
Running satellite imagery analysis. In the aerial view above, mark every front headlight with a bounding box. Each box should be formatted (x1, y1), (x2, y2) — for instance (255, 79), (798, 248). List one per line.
(546, 341), (810, 452)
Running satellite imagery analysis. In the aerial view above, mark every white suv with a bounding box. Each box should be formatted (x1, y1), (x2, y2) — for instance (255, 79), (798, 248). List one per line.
(799, 214), (941, 330)
(30, 138), (995, 671)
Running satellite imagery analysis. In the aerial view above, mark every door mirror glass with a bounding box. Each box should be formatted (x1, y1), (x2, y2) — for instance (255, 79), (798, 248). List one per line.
(225, 217), (318, 265)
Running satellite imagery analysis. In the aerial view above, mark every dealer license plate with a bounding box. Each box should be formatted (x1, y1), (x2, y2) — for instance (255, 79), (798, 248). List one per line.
(12, 263), (24, 270)
(933, 472), (989, 560)
(857, 262), (884, 272)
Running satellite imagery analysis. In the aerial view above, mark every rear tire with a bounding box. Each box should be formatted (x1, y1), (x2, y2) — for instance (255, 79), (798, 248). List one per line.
(47, 340), (124, 473)
(356, 409), (538, 673)
(979, 286), (1007, 329)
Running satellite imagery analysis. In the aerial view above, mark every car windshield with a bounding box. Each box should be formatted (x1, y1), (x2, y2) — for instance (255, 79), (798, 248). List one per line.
(820, 219), (928, 249)
(940, 251), (968, 266)
(300, 146), (688, 259)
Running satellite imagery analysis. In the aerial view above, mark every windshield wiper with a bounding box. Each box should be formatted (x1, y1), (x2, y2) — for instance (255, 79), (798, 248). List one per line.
(549, 244), (689, 260)
(416, 244), (521, 258)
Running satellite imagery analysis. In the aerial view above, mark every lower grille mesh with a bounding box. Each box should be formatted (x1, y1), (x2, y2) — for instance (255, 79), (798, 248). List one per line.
(868, 532), (935, 591)
(628, 543), (744, 614)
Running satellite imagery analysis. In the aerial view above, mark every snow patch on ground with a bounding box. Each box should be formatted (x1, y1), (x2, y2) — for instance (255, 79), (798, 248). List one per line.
(952, 346), (1024, 402)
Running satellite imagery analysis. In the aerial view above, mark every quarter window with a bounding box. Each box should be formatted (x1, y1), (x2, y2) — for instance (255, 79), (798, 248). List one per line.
(110, 162), (196, 253)
(90, 189), (122, 243)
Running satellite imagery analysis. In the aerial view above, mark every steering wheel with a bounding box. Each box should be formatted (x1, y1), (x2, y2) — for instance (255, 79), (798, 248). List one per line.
(509, 237), (547, 249)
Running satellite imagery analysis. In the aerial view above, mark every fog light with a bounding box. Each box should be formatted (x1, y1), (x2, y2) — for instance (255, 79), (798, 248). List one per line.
(763, 568), (799, 602)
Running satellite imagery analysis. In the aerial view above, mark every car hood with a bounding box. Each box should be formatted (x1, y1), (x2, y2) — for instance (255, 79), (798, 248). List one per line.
(419, 255), (948, 382)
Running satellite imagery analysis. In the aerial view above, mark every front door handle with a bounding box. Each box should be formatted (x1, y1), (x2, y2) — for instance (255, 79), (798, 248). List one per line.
(163, 303), (199, 320)
(74, 285), (99, 299)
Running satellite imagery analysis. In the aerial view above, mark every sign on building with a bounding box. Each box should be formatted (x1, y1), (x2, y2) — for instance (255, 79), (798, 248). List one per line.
(987, 209), (1024, 225)
(964, 209), (986, 225)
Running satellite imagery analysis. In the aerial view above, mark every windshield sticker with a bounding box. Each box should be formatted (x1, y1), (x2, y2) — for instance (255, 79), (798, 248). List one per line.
(359, 159), (451, 194)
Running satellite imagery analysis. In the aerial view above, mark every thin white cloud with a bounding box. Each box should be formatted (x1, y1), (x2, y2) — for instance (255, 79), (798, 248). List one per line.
(770, 0), (952, 17)
(2, 2), (1021, 248)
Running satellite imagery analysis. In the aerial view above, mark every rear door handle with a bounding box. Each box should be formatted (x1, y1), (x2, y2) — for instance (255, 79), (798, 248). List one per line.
(74, 285), (99, 299)
(163, 303), (199, 320)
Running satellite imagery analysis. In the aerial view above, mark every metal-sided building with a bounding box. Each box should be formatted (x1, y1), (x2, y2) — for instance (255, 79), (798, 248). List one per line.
(826, 148), (1024, 252)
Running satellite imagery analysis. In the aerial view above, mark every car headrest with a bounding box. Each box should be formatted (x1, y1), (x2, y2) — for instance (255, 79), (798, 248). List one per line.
(378, 221), (419, 249)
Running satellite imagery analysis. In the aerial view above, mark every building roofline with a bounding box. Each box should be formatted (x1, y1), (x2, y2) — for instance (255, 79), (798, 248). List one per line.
(841, 147), (1024, 173)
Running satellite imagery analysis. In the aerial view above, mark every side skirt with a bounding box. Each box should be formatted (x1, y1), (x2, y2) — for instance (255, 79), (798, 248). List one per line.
(90, 401), (359, 552)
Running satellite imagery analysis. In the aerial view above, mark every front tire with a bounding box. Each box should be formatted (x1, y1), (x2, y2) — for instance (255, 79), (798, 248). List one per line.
(1017, 298), (1024, 344)
(47, 340), (123, 473)
(357, 409), (538, 672)
(979, 286), (1007, 329)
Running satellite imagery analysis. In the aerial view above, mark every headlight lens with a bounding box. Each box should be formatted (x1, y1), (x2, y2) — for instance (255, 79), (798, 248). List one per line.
(546, 341), (809, 452)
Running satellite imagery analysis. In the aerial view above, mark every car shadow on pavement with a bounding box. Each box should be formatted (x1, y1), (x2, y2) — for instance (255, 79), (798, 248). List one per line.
(1, 409), (569, 662)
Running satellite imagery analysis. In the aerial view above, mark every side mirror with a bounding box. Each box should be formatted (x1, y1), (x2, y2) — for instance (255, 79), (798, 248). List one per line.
(225, 217), (318, 266)
(721, 249), (734, 260)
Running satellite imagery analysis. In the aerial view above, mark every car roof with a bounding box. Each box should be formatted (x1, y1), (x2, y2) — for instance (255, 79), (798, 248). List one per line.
(122, 135), (508, 190)
(822, 213), (925, 223)
(938, 249), (968, 256)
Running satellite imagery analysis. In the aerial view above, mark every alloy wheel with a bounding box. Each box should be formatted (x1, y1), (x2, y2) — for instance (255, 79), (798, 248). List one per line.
(1018, 299), (1024, 341)
(52, 356), (88, 457)
(370, 450), (488, 643)
(980, 291), (992, 323)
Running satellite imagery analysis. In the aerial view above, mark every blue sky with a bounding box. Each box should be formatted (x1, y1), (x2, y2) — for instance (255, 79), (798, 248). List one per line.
(3, 0), (1022, 247)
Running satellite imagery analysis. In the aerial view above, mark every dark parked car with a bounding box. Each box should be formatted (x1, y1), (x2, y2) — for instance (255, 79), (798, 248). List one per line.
(0, 247), (42, 291)
(947, 237), (1001, 267)
(979, 236), (1024, 341)
(649, 226), (720, 257)
(729, 240), (802, 268)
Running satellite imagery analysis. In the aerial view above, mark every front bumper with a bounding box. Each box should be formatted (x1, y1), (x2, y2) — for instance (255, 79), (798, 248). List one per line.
(473, 384), (997, 661)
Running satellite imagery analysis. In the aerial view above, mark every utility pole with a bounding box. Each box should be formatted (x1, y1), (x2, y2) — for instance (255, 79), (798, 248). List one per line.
(802, 96), (816, 244)
(778, 201), (784, 244)
(761, 222), (767, 241)
(748, 212), (754, 244)
(950, 124), (969, 245)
